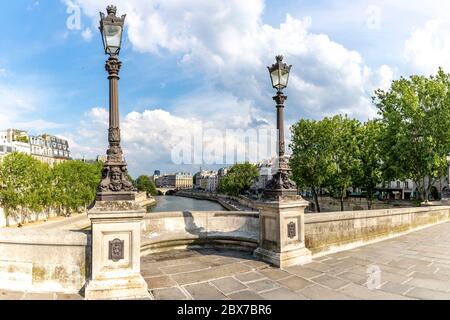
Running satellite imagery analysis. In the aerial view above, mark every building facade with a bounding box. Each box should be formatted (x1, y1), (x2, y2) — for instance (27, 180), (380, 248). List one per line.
(155, 173), (193, 189)
(0, 129), (71, 165)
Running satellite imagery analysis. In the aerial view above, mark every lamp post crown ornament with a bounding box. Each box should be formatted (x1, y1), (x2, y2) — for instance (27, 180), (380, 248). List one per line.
(107, 5), (117, 15)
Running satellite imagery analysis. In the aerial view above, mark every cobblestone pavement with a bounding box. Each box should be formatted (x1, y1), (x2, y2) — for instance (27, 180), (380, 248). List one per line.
(2, 221), (450, 300)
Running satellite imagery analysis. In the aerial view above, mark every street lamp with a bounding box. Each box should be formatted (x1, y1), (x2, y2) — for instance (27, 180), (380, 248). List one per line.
(263, 55), (298, 200)
(96, 5), (136, 201)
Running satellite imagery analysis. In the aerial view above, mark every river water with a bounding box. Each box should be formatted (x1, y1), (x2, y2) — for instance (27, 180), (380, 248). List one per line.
(147, 196), (227, 213)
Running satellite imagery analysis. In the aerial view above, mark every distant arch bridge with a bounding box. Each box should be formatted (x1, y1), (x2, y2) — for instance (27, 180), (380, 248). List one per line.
(157, 188), (178, 196)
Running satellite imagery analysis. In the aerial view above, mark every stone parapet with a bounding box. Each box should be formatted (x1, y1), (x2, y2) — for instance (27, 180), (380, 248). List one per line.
(305, 206), (450, 256)
(0, 230), (90, 293)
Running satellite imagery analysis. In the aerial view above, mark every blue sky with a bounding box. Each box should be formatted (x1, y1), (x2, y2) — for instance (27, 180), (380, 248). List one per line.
(0, 0), (449, 176)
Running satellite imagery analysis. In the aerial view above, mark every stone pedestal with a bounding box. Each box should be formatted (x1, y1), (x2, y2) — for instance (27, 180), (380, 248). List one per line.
(254, 196), (312, 269)
(84, 201), (151, 300)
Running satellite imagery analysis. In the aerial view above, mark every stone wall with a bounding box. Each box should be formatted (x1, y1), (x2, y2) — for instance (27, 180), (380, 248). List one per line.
(311, 196), (418, 212)
(0, 208), (60, 228)
(305, 206), (450, 256)
(0, 230), (90, 293)
(141, 211), (259, 255)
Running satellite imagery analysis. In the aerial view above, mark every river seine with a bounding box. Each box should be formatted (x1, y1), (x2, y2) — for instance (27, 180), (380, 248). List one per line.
(147, 196), (227, 213)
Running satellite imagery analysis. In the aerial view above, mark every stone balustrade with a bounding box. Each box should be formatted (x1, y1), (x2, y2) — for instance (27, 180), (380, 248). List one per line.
(1, 205), (449, 294)
(0, 230), (90, 294)
(305, 205), (450, 256)
(141, 211), (260, 255)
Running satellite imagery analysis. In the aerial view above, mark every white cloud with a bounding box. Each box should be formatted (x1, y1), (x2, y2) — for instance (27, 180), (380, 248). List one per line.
(404, 19), (450, 75)
(70, 0), (393, 121)
(81, 27), (93, 41)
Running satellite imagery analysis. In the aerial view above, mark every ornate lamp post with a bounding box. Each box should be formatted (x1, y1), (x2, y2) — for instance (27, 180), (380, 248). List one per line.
(85, 5), (150, 300)
(254, 56), (312, 268)
(97, 5), (136, 201)
(263, 55), (298, 200)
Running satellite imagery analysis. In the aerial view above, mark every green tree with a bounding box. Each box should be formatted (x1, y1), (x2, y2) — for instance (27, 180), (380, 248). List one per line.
(0, 153), (51, 224)
(53, 161), (102, 216)
(354, 120), (383, 210)
(326, 115), (361, 211)
(135, 175), (157, 196)
(375, 68), (450, 201)
(290, 118), (335, 212)
(218, 163), (259, 196)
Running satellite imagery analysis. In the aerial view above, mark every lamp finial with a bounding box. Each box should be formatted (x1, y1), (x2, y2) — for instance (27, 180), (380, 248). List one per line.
(106, 5), (117, 16)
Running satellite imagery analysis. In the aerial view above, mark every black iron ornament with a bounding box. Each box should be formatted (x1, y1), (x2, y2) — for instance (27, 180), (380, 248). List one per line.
(109, 238), (125, 262)
(288, 222), (297, 239)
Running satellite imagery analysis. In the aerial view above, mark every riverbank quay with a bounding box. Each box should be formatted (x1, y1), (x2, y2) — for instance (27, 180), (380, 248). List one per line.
(1, 192), (153, 230)
(175, 190), (258, 212)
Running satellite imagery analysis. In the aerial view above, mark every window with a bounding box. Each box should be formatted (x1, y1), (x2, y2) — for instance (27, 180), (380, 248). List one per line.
(397, 181), (401, 188)
(405, 181), (409, 189)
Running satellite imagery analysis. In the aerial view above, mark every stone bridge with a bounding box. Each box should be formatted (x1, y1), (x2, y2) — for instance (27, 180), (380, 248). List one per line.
(1, 206), (450, 299)
(157, 188), (177, 196)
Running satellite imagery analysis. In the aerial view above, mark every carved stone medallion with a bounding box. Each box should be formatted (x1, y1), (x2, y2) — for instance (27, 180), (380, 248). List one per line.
(288, 222), (297, 239)
(109, 238), (125, 262)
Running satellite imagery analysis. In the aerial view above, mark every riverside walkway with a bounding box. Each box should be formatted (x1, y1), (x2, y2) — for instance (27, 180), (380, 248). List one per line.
(2, 220), (450, 300)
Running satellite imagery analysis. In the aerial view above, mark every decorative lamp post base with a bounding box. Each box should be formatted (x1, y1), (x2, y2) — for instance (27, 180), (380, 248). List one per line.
(84, 200), (152, 300)
(254, 197), (312, 269)
(96, 192), (136, 202)
(263, 171), (298, 201)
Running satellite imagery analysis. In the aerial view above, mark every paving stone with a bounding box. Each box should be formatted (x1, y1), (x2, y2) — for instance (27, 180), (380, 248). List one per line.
(299, 285), (355, 300)
(404, 277), (450, 292)
(141, 268), (165, 278)
(378, 272), (410, 285)
(285, 266), (324, 279)
(145, 276), (178, 289)
(380, 282), (414, 296)
(152, 287), (188, 300)
(235, 271), (266, 283)
(212, 257), (243, 266)
(338, 283), (413, 300)
(55, 294), (83, 300)
(171, 263), (252, 285)
(258, 268), (291, 281)
(161, 263), (210, 275)
(311, 274), (350, 290)
(184, 283), (227, 300)
(0, 290), (25, 300)
(406, 287), (450, 300)
(228, 290), (265, 300)
(246, 279), (280, 293)
(211, 277), (247, 294)
(23, 293), (55, 300)
(302, 262), (332, 273)
(335, 271), (368, 286)
(241, 260), (270, 270)
(408, 271), (450, 282)
(277, 276), (314, 291)
(260, 288), (308, 300)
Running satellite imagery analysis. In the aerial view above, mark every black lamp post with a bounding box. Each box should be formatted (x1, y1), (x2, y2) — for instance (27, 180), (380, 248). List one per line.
(96, 5), (136, 201)
(263, 55), (298, 200)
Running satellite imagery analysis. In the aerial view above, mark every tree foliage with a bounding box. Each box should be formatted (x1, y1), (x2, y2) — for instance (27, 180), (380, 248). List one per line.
(136, 175), (157, 196)
(0, 153), (102, 219)
(290, 118), (335, 212)
(218, 163), (259, 196)
(375, 68), (450, 201)
(353, 120), (383, 209)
